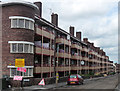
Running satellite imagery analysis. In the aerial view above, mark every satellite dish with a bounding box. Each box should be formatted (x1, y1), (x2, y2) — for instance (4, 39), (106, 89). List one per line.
(81, 61), (84, 65)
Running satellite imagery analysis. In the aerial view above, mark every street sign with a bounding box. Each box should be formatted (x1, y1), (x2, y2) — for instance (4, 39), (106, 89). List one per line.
(17, 67), (26, 72)
(13, 76), (23, 81)
(15, 59), (25, 67)
(38, 79), (45, 85)
(23, 79), (30, 82)
(56, 73), (59, 80)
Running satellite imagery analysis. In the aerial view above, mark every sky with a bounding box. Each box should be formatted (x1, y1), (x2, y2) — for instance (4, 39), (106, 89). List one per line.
(3, 0), (118, 63)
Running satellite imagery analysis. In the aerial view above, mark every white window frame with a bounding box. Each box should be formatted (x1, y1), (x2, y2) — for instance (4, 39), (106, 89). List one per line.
(9, 16), (34, 30)
(8, 41), (34, 54)
(7, 66), (34, 78)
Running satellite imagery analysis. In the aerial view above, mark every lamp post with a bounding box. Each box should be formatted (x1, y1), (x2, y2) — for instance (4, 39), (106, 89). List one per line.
(56, 43), (63, 84)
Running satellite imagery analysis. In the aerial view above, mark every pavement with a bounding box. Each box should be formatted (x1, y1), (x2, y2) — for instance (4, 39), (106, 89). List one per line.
(3, 82), (67, 91)
(2, 74), (120, 91)
(115, 82), (120, 91)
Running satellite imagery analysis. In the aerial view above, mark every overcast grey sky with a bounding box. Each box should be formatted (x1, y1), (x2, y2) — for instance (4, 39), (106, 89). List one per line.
(3, 0), (118, 63)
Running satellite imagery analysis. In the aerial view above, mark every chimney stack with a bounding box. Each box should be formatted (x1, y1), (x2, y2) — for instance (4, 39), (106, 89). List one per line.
(51, 13), (58, 26)
(34, 2), (42, 17)
(69, 26), (74, 36)
(91, 43), (94, 46)
(83, 38), (88, 43)
(76, 32), (81, 41)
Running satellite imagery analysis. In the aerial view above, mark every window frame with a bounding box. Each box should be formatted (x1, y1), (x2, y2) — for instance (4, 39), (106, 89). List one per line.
(8, 66), (34, 78)
(9, 41), (34, 54)
(9, 16), (34, 30)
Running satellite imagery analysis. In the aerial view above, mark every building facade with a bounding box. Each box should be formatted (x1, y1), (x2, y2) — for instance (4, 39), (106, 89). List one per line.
(0, 1), (114, 86)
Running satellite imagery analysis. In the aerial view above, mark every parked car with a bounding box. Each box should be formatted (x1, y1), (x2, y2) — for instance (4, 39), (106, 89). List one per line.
(67, 74), (84, 85)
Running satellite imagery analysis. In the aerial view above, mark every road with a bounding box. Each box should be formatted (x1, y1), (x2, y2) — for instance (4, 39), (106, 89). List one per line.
(52, 74), (118, 91)
(3, 74), (119, 91)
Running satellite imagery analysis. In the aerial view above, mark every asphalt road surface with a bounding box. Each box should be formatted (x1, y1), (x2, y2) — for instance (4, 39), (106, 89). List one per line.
(52, 74), (119, 91)
(4, 74), (119, 91)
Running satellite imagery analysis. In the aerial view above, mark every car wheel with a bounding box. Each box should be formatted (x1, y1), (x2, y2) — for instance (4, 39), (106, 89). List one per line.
(67, 82), (70, 85)
(81, 82), (84, 85)
(78, 82), (81, 85)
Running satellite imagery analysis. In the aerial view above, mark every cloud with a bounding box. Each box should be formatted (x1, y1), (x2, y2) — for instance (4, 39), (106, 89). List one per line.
(21, 0), (118, 63)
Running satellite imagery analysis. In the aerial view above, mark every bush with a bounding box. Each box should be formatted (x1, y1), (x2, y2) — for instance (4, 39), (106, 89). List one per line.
(80, 72), (95, 79)
(108, 72), (115, 75)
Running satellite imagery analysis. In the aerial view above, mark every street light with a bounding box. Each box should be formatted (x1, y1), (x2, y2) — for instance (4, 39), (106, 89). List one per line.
(56, 43), (63, 84)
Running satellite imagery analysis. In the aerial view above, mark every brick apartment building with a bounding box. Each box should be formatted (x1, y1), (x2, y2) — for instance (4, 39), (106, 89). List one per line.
(0, 1), (114, 86)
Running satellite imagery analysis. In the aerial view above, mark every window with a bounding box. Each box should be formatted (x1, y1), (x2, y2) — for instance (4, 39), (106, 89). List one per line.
(8, 66), (33, 77)
(78, 75), (82, 78)
(18, 44), (23, 52)
(11, 19), (17, 28)
(25, 20), (29, 29)
(19, 19), (24, 28)
(12, 43), (17, 52)
(9, 16), (34, 30)
(9, 41), (34, 54)
(24, 44), (29, 53)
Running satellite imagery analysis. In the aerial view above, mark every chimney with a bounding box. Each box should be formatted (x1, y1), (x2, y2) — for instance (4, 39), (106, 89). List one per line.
(83, 38), (88, 43)
(34, 2), (42, 17)
(91, 43), (94, 46)
(69, 26), (74, 36)
(76, 32), (81, 41)
(51, 13), (58, 26)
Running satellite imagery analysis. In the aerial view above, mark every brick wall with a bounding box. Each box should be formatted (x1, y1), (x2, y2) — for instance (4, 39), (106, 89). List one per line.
(2, 4), (35, 82)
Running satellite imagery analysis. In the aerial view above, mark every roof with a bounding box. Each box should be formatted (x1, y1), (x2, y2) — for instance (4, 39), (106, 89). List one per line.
(35, 15), (87, 46)
(0, 0), (39, 10)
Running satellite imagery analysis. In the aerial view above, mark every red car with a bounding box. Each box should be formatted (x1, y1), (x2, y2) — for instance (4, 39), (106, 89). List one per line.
(67, 74), (84, 85)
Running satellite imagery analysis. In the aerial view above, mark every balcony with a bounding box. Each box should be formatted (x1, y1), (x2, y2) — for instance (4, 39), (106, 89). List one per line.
(56, 52), (71, 58)
(82, 57), (89, 61)
(56, 37), (71, 46)
(95, 67), (101, 69)
(56, 66), (70, 71)
(71, 55), (79, 60)
(35, 47), (54, 56)
(36, 27), (55, 40)
(89, 67), (95, 70)
(89, 51), (95, 55)
(71, 43), (79, 49)
(71, 66), (81, 70)
(34, 67), (54, 73)
(89, 59), (94, 62)
(82, 47), (89, 52)
(81, 66), (89, 70)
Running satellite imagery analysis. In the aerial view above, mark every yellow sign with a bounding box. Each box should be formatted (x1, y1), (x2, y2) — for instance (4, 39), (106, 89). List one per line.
(56, 73), (59, 80)
(15, 59), (25, 67)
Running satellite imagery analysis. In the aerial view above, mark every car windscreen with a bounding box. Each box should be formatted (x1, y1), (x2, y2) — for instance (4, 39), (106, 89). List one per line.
(70, 75), (77, 78)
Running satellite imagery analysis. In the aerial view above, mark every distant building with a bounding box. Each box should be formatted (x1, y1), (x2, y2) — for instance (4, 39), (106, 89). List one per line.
(115, 63), (120, 73)
(0, 1), (114, 87)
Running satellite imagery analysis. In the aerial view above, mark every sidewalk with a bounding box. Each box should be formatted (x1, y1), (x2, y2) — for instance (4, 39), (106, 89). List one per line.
(3, 75), (116, 91)
(8, 76), (106, 91)
(6, 82), (67, 91)
(23, 82), (67, 90)
(115, 83), (120, 91)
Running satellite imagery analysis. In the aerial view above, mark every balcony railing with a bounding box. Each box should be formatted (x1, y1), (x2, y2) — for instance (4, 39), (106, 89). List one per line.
(56, 37), (71, 46)
(71, 55), (80, 60)
(35, 47), (54, 56)
(89, 66), (95, 69)
(81, 66), (89, 69)
(82, 57), (89, 61)
(34, 67), (54, 73)
(71, 43), (79, 49)
(36, 27), (55, 40)
(82, 47), (89, 52)
(56, 66), (70, 71)
(56, 52), (71, 58)
(71, 66), (81, 70)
